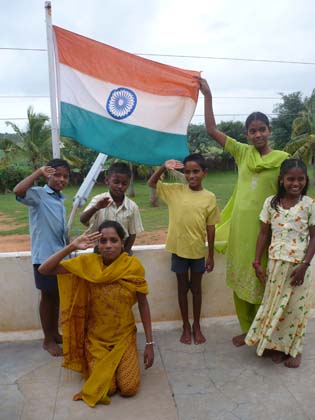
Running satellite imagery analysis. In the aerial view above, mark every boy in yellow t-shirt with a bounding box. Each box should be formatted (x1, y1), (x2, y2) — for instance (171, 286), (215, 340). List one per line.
(148, 154), (220, 345)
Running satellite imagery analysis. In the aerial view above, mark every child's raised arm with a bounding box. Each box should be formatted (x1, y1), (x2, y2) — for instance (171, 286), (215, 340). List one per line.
(199, 78), (227, 148)
(147, 160), (184, 189)
(253, 222), (271, 284)
(80, 196), (112, 224)
(13, 166), (56, 198)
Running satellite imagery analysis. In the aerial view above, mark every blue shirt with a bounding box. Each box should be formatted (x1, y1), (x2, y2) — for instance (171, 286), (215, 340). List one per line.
(17, 185), (67, 264)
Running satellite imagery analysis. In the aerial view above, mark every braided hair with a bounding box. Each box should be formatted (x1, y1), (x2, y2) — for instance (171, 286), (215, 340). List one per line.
(270, 158), (309, 211)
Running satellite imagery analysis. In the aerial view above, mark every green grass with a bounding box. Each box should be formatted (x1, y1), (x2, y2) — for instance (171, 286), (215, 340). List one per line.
(0, 171), (237, 236)
(2, 169), (314, 237)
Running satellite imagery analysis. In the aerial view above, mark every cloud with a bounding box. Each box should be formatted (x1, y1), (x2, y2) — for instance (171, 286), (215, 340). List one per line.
(1, 0), (315, 133)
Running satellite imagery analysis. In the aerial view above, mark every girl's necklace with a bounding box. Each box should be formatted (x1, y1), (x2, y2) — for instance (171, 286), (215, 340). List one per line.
(280, 195), (302, 209)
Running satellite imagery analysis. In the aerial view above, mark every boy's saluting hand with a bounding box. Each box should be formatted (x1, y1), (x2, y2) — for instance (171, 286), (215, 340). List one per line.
(40, 166), (57, 178)
(164, 160), (184, 171)
(94, 196), (113, 210)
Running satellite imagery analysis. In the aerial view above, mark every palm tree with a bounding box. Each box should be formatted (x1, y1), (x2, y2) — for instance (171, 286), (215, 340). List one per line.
(284, 90), (315, 184)
(6, 106), (52, 171)
(0, 136), (19, 169)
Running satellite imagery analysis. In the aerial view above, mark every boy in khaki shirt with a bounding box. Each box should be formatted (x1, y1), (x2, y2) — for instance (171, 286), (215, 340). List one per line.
(80, 162), (143, 254)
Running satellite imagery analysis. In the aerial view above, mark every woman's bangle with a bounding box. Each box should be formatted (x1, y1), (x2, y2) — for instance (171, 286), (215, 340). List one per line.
(145, 341), (155, 346)
(252, 261), (261, 269)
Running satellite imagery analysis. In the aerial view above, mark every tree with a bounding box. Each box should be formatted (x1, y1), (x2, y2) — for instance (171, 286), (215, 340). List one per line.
(271, 92), (305, 150)
(284, 90), (315, 184)
(6, 106), (52, 171)
(217, 121), (247, 143)
(60, 137), (98, 182)
(188, 124), (215, 153)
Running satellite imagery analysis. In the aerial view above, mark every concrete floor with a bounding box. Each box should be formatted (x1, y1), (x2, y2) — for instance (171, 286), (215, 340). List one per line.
(1, 318), (315, 420)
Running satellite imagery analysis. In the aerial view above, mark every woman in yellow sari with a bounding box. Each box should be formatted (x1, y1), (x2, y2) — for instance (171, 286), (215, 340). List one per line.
(39, 220), (154, 407)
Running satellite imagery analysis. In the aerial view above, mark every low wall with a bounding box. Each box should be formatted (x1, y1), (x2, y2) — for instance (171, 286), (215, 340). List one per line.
(1, 246), (314, 335)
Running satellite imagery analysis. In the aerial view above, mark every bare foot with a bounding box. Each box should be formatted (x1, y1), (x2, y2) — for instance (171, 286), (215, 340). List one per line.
(232, 333), (247, 347)
(43, 339), (63, 357)
(53, 333), (63, 344)
(73, 392), (83, 401)
(262, 349), (274, 358)
(192, 324), (206, 345)
(284, 354), (302, 368)
(271, 351), (288, 364)
(180, 325), (191, 345)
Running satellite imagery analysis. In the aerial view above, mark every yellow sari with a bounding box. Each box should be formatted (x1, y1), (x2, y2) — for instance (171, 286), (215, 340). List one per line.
(58, 252), (148, 407)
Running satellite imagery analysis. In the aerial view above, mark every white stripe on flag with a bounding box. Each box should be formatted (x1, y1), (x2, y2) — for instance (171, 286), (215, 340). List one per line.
(60, 64), (196, 135)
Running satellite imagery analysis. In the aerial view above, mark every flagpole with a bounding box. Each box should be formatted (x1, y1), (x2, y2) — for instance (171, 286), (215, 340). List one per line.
(67, 153), (108, 239)
(45, 1), (60, 158)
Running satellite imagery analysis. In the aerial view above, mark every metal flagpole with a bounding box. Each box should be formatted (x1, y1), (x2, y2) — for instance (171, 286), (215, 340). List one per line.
(45, 1), (60, 158)
(67, 153), (108, 236)
(44, 3), (108, 236)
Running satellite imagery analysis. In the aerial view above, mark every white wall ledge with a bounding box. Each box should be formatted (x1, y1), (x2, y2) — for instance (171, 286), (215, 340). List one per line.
(1, 248), (314, 335)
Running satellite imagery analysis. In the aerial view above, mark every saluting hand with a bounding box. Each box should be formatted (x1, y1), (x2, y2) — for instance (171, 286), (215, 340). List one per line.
(71, 232), (102, 250)
(164, 160), (184, 171)
(95, 196), (112, 210)
(40, 166), (56, 178)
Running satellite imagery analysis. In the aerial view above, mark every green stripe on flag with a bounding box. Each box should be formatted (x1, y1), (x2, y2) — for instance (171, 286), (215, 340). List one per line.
(60, 102), (189, 165)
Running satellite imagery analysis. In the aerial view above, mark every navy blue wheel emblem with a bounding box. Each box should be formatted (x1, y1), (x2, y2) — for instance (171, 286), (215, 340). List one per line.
(106, 87), (137, 120)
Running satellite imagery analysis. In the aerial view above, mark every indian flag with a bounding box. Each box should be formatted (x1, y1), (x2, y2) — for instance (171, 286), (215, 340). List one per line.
(53, 26), (200, 165)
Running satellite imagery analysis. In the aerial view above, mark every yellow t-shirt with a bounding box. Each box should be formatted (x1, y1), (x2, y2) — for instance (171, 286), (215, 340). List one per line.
(157, 181), (220, 259)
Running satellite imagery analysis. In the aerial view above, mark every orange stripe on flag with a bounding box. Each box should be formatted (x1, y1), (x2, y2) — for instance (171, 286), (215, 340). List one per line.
(53, 26), (200, 101)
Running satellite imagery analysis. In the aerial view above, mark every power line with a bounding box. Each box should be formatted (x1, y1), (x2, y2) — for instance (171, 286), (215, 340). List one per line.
(0, 112), (293, 121)
(136, 53), (315, 66)
(0, 95), (282, 100)
(0, 95), (49, 98)
(0, 47), (46, 51)
(1, 46), (315, 66)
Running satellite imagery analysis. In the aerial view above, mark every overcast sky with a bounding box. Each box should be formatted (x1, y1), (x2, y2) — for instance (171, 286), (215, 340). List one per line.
(1, 0), (315, 133)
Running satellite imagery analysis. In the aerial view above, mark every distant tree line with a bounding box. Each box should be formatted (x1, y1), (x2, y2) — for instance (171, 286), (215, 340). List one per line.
(1, 89), (315, 193)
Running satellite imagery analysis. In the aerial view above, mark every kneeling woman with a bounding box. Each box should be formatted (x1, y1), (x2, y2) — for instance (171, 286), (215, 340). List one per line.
(39, 220), (154, 407)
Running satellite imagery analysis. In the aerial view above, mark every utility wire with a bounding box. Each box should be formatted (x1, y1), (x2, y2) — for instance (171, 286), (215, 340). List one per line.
(136, 53), (315, 66)
(0, 112), (293, 121)
(1, 46), (315, 66)
(0, 47), (46, 51)
(0, 95), (49, 98)
(0, 95), (282, 100)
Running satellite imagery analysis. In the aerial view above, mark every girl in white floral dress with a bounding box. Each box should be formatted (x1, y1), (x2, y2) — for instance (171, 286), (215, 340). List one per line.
(246, 158), (315, 368)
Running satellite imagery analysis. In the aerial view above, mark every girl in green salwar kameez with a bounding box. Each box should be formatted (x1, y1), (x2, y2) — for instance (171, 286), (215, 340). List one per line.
(199, 78), (289, 346)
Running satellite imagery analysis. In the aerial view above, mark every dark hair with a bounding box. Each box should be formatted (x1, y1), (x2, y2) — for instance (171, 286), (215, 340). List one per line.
(270, 158), (309, 211)
(245, 112), (270, 130)
(47, 158), (70, 173)
(98, 220), (125, 240)
(183, 153), (207, 171)
(107, 162), (131, 178)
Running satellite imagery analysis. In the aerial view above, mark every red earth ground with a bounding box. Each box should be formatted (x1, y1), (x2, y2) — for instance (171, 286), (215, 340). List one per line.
(0, 214), (167, 252)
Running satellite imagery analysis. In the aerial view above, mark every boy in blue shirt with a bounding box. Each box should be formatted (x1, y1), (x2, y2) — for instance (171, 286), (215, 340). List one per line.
(14, 159), (70, 356)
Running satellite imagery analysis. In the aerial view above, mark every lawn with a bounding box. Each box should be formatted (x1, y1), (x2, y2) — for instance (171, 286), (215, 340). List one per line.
(0, 170), (237, 236)
(2, 169), (314, 237)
